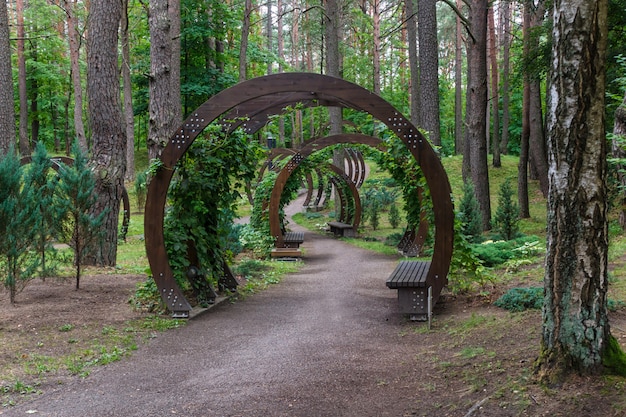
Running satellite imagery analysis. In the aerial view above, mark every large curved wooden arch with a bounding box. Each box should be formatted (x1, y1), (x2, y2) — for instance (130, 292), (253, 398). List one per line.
(145, 73), (454, 316)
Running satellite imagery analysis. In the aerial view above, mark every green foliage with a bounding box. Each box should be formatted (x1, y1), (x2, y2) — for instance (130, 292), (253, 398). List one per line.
(388, 203), (401, 229)
(56, 142), (106, 289)
(448, 219), (492, 294)
(163, 128), (263, 303)
(458, 180), (483, 243)
(134, 171), (147, 212)
(0, 148), (38, 302)
(493, 178), (520, 240)
(471, 236), (544, 267)
(24, 142), (62, 278)
(494, 287), (543, 312)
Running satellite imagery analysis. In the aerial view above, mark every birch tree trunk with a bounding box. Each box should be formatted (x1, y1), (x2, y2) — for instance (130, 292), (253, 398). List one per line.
(537, 0), (621, 383)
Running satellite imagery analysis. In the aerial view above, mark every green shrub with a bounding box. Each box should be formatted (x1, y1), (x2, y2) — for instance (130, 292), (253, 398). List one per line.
(388, 203), (401, 229)
(493, 178), (520, 240)
(494, 287), (543, 312)
(471, 236), (543, 267)
(458, 180), (483, 243)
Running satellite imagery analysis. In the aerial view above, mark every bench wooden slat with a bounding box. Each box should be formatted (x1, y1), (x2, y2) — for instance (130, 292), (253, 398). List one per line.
(386, 260), (431, 289)
(284, 231), (304, 243)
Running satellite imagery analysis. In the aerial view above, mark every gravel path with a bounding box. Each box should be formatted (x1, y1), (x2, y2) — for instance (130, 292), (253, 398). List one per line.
(7, 200), (431, 417)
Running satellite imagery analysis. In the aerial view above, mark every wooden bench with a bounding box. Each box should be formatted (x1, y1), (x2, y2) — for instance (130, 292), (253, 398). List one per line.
(283, 231), (304, 248)
(386, 260), (431, 321)
(327, 221), (356, 237)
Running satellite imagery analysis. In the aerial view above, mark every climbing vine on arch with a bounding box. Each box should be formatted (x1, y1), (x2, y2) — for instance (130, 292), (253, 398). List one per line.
(163, 125), (264, 302)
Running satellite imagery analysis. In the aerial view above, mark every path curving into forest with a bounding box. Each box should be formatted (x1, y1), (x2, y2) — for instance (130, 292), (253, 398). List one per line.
(8, 199), (446, 417)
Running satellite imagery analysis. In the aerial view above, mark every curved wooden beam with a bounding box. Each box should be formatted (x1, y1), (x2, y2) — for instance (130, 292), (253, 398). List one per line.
(144, 73), (454, 316)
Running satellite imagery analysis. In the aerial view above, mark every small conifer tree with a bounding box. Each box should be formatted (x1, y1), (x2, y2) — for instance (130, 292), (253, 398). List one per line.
(458, 180), (483, 242)
(493, 178), (519, 240)
(56, 142), (106, 289)
(24, 142), (60, 278)
(388, 202), (401, 229)
(0, 148), (38, 302)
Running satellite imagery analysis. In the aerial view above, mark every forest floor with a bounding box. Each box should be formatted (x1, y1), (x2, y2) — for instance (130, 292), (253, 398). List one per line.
(2, 241), (626, 416)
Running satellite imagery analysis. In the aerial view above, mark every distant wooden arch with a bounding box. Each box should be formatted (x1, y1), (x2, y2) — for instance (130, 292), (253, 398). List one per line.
(144, 73), (454, 317)
(269, 133), (382, 247)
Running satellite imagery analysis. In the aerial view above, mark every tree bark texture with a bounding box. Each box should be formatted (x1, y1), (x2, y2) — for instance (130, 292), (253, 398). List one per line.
(0, 0), (15, 155)
(418, 0), (441, 146)
(122, 0), (135, 181)
(148, 0), (178, 160)
(454, 0), (463, 155)
(499, 0), (511, 154)
(488, 5), (500, 167)
(239, 0), (252, 82)
(65, 0), (88, 151)
(324, 0), (342, 135)
(86, 0), (126, 266)
(539, 0), (611, 382)
(612, 92), (626, 228)
(16, 0), (29, 155)
(405, 0), (419, 126)
(464, 0), (491, 230)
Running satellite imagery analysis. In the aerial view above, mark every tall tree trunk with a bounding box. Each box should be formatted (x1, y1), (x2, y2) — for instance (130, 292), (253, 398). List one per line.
(488, 4), (500, 167)
(454, 0), (463, 155)
(612, 91), (626, 228)
(16, 0), (29, 155)
(372, 0), (381, 95)
(324, 0), (342, 135)
(529, 77), (549, 196)
(418, 0), (441, 146)
(65, 0), (88, 151)
(239, 0), (252, 82)
(519, 73), (530, 218)
(169, 0), (181, 122)
(86, 0), (126, 266)
(464, 0), (491, 230)
(148, 0), (179, 160)
(537, 0), (616, 384)
(121, 0), (135, 181)
(0, 0), (15, 155)
(526, 0), (548, 197)
(499, 0), (511, 154)
(266, 0), (273, 74)
(405, 0), (419, 126)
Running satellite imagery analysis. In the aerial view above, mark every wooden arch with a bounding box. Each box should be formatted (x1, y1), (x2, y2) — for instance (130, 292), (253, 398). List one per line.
(145, 73), (454, 316)
(269, 133), (383, 246)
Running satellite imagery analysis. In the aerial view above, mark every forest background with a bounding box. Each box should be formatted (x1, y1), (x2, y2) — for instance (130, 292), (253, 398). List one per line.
(0, 0), (626, 403)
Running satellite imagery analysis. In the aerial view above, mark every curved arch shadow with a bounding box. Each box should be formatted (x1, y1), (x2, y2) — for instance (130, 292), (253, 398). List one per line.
(145, 73), (454, 316)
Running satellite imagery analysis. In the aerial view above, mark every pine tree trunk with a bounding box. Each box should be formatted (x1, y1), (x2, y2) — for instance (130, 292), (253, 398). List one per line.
(0, 0), (15, 155)
(148, 0), (178, 160)
(418, 0), (441, 146)
(538, 0), (613, 383)
(454, 0), (463, 155)
(121, 0), (135, 182)
(405, 0), (419, 126)
(86, 0), (126, 266)
(488, 5), (500, 167)
(16, 0), (29, 155)
(499, 0), (511, 154)
(65, 0), (88, 151)
(239, 0), (252, 82)
(465, 0), (491, 230)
